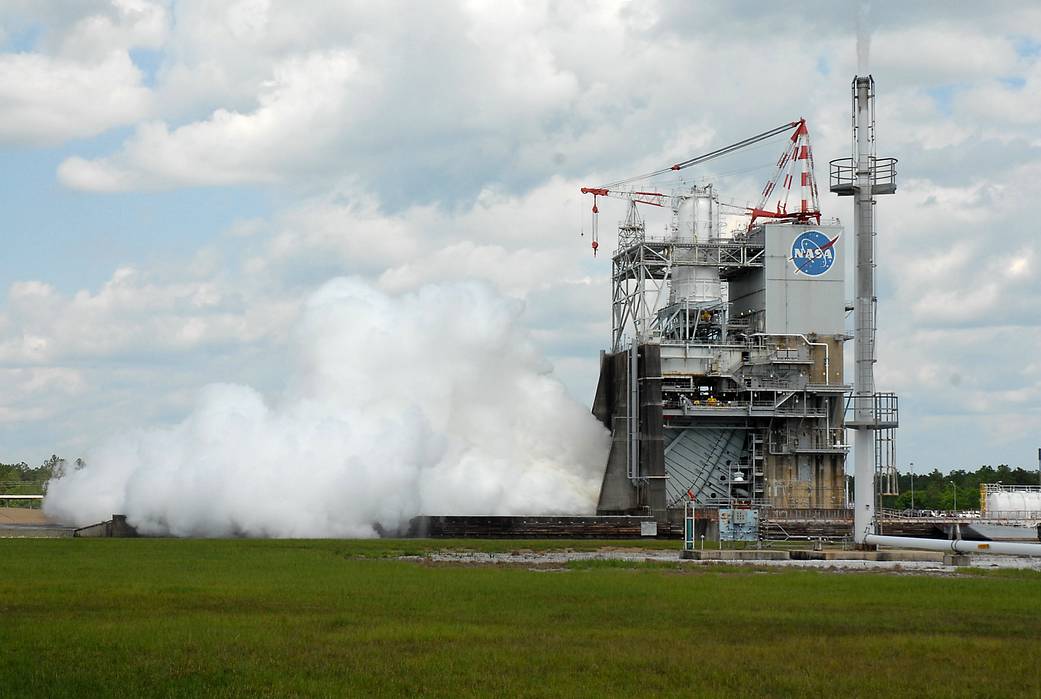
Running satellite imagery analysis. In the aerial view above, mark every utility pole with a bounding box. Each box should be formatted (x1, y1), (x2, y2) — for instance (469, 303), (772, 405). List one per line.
(910, 461), (915, 512)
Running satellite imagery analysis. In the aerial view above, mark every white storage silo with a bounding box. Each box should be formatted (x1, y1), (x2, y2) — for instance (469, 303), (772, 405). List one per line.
(669, 186), (722, 305)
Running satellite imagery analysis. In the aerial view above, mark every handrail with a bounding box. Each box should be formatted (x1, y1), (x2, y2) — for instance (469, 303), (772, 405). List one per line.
(829, 156), (897, 188)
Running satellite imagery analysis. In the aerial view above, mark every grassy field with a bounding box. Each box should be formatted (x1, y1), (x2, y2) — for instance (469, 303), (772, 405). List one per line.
(2, 539), (1040, 698)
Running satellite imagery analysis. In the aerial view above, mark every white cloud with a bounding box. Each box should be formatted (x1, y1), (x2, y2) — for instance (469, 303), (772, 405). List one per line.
(872, 27), (1021, 84)
(0, 366), (89, 431)
(378, 242), (571, 296)
(57, 0), (168, 61)
(0, 267), (293, 364)
(245, 176), (604, 290)
(0, 0), (169, 145)
(55, 1), (844, 197)
(59, 49), (362, 190)
(0, 50), (151, 145)
(954, 62), (1041, 133)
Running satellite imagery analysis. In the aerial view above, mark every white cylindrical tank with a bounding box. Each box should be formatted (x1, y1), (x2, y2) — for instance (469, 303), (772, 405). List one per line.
(990, 493), (1006, 514)
(670, 187), (719, 243)
(670, 187), (720, 241)
(669, 187), (722, 304)
(669, 263), (720, 304)
(674, 197), (696, 242)
(987, 490), (1041, 516)
(986, 489), (1041, 516)
(694, 192), (714, 240)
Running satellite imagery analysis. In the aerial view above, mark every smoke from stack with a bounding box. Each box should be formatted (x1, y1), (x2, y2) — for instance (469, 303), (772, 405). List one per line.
(857, 2), (871, 75)
(44, 278), (610, 537)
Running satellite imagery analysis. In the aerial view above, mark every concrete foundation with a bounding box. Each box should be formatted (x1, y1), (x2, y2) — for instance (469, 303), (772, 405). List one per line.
(943, 553), (973, 567)
(407, 515), (667, 539)
(0, 524), (74, 538)
(679, 548), (942, 562)
(680, 549), (789, 561)
(789, 549), (943, 562)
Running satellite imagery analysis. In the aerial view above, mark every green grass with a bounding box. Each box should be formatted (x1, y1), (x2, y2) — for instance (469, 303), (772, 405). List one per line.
(958, 566), (1041, 580)
(2, 539), (1040, 698)
(328, 537), (681, 558)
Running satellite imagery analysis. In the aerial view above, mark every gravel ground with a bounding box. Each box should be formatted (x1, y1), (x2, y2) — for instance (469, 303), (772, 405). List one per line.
(418, 548), (1041, 573)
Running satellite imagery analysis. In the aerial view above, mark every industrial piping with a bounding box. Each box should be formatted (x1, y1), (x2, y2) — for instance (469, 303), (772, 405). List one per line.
(752, 333), (829, 385)
(865, 534), (1041, 557)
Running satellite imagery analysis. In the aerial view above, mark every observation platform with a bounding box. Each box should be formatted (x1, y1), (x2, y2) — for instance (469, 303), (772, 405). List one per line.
(828, 157), (898, 196)
(845, 392), (899, 429)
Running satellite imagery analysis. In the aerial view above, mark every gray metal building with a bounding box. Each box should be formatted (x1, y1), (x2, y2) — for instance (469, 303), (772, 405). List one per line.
(592, 187), (852, 527)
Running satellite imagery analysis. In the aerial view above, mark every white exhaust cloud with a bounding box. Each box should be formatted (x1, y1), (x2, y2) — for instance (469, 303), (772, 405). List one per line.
(44, 278), (610, 537)
(857, 2), (871, 75)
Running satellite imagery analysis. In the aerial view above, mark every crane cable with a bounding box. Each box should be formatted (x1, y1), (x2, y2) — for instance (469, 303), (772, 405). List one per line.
(599, 120), (801, 190)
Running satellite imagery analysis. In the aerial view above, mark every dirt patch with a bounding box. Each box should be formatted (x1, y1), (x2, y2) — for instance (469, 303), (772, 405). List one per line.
(0, 507), (50, 525)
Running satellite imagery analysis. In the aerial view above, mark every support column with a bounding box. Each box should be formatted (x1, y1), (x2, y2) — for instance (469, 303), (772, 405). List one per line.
(639, 344), (667, 523)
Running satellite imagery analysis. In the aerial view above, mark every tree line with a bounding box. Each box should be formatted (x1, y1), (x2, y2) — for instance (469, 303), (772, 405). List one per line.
(877, 464), (1041, 512)
(0, 456), (85, 507)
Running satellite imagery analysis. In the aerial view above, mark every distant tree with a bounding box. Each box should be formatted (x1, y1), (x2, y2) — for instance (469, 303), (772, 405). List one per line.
(0, 457), (68, 508)
(41, 454), (65, 479)
(877, 462), (1040, 511)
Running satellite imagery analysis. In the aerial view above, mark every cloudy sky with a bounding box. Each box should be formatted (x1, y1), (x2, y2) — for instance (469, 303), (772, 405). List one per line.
(1, 0), (1040, 474)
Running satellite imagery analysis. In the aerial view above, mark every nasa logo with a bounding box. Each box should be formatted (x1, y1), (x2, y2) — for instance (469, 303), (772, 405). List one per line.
(790, 230), (839, 276)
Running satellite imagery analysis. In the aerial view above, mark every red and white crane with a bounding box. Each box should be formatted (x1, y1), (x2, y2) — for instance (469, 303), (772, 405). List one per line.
(580, 119), (822, 255)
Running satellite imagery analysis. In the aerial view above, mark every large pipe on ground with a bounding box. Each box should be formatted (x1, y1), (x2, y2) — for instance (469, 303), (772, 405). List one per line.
(865, 534), (1041, 557)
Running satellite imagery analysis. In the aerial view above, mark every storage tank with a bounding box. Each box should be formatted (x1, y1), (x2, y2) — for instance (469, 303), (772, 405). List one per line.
(675, 197), (696, 241)
(670, 186), (719, 243)
(695, 191), (715, 240)
(987, 490), (1041, 516)
(669, 186), (721, 304)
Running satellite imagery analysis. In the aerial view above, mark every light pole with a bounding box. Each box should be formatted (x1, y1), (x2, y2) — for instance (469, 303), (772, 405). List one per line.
(949, 480), (957, 514)
(910, 461), (915, 512)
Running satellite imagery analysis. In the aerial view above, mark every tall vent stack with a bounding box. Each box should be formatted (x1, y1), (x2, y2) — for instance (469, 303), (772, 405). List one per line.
(829, 76), (899, 546)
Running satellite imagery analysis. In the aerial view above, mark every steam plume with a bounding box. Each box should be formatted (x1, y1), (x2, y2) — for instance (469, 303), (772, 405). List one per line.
(857, 2), (871, 75)
(44, 278), (610, 537)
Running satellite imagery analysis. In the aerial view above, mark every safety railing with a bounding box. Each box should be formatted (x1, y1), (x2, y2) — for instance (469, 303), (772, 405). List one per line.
(828, 157), (898, 192)
(845, 392), (899, 428)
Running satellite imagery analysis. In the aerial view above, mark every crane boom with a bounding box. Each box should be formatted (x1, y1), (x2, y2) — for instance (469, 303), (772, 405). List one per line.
(578, 188), (671, 256)
(579, 119), (823, 255)
(600, 120), (801, 190)
(579, 188), (668, 207)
